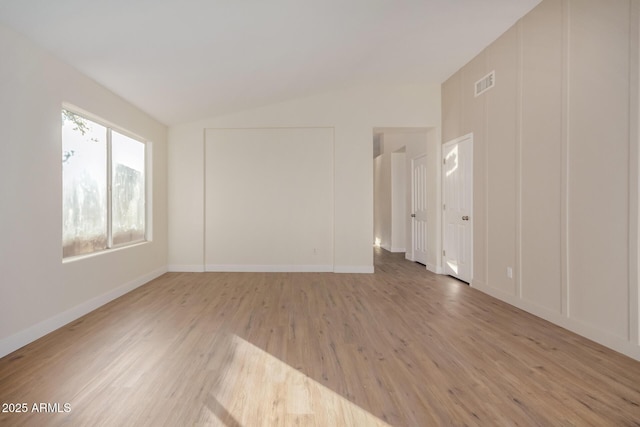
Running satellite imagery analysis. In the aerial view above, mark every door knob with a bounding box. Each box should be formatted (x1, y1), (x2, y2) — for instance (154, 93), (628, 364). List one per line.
(411, 214), (416, 218)
(462, 216), (469, 221)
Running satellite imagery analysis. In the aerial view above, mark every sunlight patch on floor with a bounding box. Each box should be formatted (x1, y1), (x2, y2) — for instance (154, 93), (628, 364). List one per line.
(204, 334), (391, 426)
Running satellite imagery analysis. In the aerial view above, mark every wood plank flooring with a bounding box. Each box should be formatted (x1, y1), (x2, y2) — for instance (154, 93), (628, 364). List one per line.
(1, 248), (639, 426)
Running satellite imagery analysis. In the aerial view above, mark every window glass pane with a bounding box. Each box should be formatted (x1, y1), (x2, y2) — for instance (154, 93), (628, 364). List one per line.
(112, 131), (145, 246)
(62, 110), (108, 257)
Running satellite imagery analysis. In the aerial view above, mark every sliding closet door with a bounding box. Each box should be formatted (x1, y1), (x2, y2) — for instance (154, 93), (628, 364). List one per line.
(205, 128), (334, 271)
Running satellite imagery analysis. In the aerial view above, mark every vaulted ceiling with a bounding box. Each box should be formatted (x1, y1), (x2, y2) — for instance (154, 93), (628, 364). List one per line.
(0, 0), (541, 125)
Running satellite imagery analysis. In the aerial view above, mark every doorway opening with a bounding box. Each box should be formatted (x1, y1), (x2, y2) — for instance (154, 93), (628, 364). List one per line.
(373, 127), (442, 274)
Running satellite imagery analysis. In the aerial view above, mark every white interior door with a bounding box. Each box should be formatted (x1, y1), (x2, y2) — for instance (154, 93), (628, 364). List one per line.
(443, 135), (473, 282)
(411, 154), (428, 265)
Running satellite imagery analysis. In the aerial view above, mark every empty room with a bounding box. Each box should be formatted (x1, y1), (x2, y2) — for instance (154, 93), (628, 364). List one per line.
(1, 0), (640, 425)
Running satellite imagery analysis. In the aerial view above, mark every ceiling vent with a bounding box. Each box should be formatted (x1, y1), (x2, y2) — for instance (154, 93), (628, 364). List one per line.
(474, 71), (495, 97)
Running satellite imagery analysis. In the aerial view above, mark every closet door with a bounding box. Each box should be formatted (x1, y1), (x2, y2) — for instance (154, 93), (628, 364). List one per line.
(443, 134), (473, 283)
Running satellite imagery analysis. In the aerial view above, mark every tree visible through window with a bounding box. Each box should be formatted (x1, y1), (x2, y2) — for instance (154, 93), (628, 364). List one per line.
(62, 109), (146, 258)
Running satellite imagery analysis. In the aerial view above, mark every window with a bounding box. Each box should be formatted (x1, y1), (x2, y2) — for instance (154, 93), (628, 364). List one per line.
(62, 108), (147, 258)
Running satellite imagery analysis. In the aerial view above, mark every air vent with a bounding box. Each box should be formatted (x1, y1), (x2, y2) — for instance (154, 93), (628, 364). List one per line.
(474, 71), (495, 97)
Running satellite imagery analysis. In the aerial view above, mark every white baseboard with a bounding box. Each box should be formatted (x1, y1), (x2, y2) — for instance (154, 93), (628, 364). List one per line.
(426, 263), (443, 274)
(471, 280), (640, 362)
(205, 264), (334, 273)
(333, 265), (375, 274)
(0, 267), (167, 359)
(168, 264), (205, 272)
(199, 264), (375, 274)
(174, 264), (376, 274)
(390, 247), (406, 253)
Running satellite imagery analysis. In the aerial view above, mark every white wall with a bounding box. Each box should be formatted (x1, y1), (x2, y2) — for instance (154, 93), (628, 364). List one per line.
(205, 128), (334, 271)
(442, 0), (640, 361)
(391, 151), (406, 252)
(373, 146), (409, 254)
(0, 25), (168, 358)
(373, 152), (391, 250)
(169, 83), (441, 273)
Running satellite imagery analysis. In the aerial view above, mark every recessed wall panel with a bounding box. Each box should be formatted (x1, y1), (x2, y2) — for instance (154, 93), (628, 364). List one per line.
(520, 0), (563, 312)
(567, 0), (630, 338)
(486, 26), (518, 296)
(205, 128), (334, 270)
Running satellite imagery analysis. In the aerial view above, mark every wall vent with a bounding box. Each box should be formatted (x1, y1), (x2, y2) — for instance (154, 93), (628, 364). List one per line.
(474, 71), (495, 97)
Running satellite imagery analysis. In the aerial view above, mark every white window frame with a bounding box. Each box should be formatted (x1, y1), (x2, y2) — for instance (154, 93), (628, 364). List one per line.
(62, 104), (151, 260)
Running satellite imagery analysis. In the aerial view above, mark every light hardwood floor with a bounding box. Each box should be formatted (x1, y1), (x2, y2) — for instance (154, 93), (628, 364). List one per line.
(1, 248), (639, 426)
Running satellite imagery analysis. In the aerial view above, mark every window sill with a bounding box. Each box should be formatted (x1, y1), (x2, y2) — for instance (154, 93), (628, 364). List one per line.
(62, 240), (150, 264)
